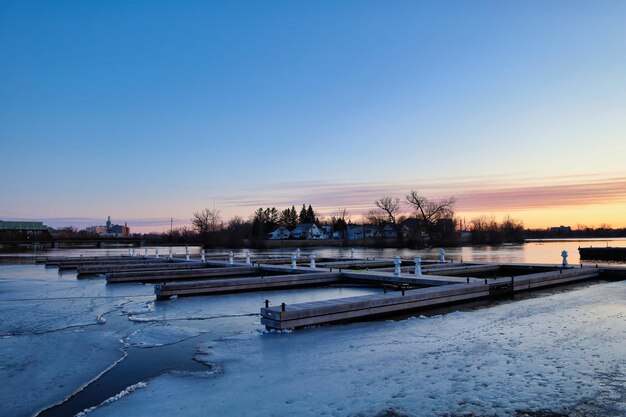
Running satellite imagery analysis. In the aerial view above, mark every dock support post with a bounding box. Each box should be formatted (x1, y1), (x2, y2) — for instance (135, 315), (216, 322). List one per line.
(439, 248), (446, 263)
(291, 254), (297, 269)
(265, 299), (269, 308)
(350, 248), (355, 260)
(144, 248), (148, 257)
(245, 250), (251, 264)
(394, 256), (401, 276)
(131, 248), (135, 257)
(168, 247), (173, 259)
(155, 249), (159, 259)
(414, 256), (422, 275)
(561, 250), (568, 267)
(229, 251), (234, 265)
(281, 303), (286, 311)
(296, 248), (301, 259)
(185, 245), (190, 261)
(128, 248), (132, 257)
(201, 249), (206, 262)
(309, 254), (316, 269)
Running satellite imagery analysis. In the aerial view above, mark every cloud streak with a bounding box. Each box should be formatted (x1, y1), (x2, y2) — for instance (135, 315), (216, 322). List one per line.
(218, 174), (626, 215)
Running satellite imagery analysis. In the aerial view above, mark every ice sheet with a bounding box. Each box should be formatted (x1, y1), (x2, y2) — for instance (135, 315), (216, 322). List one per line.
(83, 281), (626, 417)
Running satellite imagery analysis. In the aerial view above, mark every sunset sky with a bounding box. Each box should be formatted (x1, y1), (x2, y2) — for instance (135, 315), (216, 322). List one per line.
(2, 1), (625, 232)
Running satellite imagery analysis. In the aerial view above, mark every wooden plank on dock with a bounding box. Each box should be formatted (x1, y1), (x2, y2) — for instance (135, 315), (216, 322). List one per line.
(106, 266), (258, 283)
(77, 262), (210, 276)
(154, 272), (342, 299)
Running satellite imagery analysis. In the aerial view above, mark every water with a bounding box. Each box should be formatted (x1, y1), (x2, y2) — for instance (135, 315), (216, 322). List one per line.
(1, 241), (625, 417)
(5, 238), (626, 265)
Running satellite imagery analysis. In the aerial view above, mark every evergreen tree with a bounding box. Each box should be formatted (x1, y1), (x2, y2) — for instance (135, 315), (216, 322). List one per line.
(306, 205), (316, 224)
(299, 204), (307, 223)
(289, 206), (298, 229)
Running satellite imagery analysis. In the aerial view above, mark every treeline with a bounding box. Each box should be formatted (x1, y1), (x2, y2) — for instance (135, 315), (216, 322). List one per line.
(460, 215), (525, 245)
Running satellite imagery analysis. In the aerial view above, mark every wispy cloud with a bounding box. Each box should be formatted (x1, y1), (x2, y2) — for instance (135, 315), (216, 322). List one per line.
(217, 174), (626, 215)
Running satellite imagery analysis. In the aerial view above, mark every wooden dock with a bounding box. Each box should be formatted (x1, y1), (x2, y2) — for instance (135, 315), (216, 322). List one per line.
(155, 272), (341, 299)
(37, 253), (625, 331)
(260, 267), (601, 330)
(105, 266), (258, 283)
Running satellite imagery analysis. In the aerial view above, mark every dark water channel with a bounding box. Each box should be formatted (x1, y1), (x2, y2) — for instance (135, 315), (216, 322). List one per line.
(37, 334), (212, 417)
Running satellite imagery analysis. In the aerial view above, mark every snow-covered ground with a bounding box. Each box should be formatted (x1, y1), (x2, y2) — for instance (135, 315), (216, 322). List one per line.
(0, 261), (624, 417)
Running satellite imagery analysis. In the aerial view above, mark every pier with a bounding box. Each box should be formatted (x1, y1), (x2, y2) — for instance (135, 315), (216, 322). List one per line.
(39, 250), (625, 330)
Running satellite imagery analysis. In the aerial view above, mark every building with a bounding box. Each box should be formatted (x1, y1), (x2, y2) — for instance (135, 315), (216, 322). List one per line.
(267, 226), (291, 240)
(0, 220), (52, 241)
(290, 223), (323, 239)
(85, 216), (130, 237)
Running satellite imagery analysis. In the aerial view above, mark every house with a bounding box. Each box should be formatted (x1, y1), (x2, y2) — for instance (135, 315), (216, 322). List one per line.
(267, 226), (291, 240)
(381, 224), (398, 238)
(290, 223), (323, 239)
(346, 224), (378, 240)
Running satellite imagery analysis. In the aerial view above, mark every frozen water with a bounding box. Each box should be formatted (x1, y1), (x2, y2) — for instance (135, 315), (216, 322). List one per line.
(83, 281), (626, 417)
(0, 257), (624, 417)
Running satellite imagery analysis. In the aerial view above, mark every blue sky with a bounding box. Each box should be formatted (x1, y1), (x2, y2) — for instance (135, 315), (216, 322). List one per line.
(2, 1), (626, 231)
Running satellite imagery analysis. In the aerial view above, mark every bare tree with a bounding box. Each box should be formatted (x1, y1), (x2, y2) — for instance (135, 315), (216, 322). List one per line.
(191, 208), (222, 234)
(374, 196), (401, 225)
(405, 190), (455, 243)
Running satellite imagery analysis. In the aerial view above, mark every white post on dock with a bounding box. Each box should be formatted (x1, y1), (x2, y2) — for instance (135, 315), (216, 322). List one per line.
(414, 256), (422, 275)
(168, 248), (173, 259)
(291, 253), (297, 269)
(245, 250), (251, 264)
(394, 256), (401, 276)
(309, 254), (316, 269)
(201, 249), (206, 262)
(350, 248), (355, 260)
(131, 248), (135, 257)
(185, 245), (190, 261)
(128, 248), (132, 257)
(439, 248), (446, 263)
(155, 249), (159, 259)
(296, 248), (301, 259)
(144, 248), (148, 257)
(561, 250), (568, 267)
(229, 251), (234, 265)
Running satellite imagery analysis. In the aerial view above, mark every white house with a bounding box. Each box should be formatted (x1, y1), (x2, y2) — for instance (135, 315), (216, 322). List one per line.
(267, 226), (291, 240)
(290, 223), (323, 239)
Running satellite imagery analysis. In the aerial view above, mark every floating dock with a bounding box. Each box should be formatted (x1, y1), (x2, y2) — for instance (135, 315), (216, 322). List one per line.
(39, 252), (625, 331)
(260, 267), (601, 329)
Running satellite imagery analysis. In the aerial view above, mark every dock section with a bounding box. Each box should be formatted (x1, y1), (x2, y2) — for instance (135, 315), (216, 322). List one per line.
(261, 267), (600, 329)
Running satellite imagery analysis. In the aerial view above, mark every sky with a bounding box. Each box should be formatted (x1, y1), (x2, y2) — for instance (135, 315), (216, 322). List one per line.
(1, 1), (626, 233)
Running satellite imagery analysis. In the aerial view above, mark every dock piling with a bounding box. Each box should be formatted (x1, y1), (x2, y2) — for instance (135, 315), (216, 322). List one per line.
(394, 256), (401, 276)
(439, 248), (446, 263)
(229, 251), (234, 265)
(246, 250), (251, 264)
(310, 254), (316, 269)
(414, 256), (422, 275)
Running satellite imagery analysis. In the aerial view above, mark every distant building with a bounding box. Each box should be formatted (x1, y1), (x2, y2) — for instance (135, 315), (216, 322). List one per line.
(85, 216), (130, 237)
(290, 223), (323, 239)
(549, 225), (572, 236)
(267, 226), (291, 240)
(0, 220), (52, 241)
